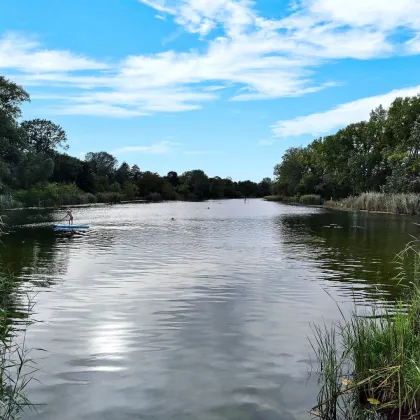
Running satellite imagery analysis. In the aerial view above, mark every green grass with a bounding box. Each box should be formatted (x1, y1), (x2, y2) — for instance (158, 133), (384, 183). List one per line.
(311, 240), (420, 419)
(342, 193), (420, 215)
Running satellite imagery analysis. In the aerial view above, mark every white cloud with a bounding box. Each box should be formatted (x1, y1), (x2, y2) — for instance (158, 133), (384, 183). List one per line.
(406, 34), (420, 54)
(113, 141), (179, 154)
(271, 85), (420, 137)
(307, 0), (420, 30)
(0, 33), (108, 72)
(56, 104), (148, 118)
(3, 0), (420, 117)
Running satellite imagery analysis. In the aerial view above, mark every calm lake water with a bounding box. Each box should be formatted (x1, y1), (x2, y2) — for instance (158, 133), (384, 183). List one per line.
(2, 199), (420, 420)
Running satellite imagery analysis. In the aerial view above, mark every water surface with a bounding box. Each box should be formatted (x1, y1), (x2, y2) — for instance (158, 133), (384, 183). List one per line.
(2, 200), (419, 420)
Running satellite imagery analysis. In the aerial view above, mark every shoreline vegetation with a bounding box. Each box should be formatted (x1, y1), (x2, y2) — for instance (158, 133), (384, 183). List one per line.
(270, 94), (420, 216)
(311, 241), (420, 420)
(0, 218), (36, 418)
(0, 75), (271, 212)
(264, 193), (420, 215)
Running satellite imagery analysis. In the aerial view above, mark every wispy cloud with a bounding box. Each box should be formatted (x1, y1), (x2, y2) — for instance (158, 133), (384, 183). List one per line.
(113, 141), (180, 154)
(271, 85), (420, 137)
(2, 0), (420, 117)
(0, 32), (108, 72)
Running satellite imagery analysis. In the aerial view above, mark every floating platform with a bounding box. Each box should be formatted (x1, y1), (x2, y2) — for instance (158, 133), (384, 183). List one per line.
(54, 225), (89, 231)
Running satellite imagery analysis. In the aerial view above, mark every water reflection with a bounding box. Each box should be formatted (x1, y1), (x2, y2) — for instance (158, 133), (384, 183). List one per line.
(0, 201), (418, 420)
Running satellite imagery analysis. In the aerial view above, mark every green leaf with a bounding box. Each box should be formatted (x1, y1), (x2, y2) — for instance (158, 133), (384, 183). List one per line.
(367, 398), (380, 405)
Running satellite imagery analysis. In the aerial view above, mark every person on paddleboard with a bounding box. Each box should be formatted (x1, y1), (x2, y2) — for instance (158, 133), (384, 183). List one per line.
(62, 209), (74, 225)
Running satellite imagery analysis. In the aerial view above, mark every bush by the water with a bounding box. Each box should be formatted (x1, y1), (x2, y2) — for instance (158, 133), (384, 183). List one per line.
(12, 184), (98, 207)
(0, 195), (21, 211)
(342, 192), (420, 214)
(299, 194), (322, 205)
(311, 241), (420, 419)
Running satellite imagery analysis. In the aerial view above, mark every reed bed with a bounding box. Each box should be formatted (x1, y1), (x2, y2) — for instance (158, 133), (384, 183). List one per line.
(0, 219), (37, 419)
(342, 193), (420, 215)
(311, 241), (420, 419)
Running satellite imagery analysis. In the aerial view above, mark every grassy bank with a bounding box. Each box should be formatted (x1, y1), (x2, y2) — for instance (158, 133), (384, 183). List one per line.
(0, 184), (130, 210)
(311, 241), (420, 419)
(265, 192), (420, 215)
(342, 192), (420, 215)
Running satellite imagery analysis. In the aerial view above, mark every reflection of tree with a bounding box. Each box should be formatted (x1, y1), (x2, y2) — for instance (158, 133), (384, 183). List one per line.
(0, 209), (74, 289)
(275, 211), (420, 302)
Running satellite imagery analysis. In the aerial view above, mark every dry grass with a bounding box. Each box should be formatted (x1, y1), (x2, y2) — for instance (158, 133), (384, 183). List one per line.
(342, 193), (420, 215)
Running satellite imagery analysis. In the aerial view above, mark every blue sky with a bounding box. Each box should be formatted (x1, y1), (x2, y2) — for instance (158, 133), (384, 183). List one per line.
(1, 0), (420, 181)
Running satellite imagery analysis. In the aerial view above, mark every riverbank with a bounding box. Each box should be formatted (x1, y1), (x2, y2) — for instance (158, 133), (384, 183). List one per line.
(311, 240), (420, 419)
(264, 193), (420, 215)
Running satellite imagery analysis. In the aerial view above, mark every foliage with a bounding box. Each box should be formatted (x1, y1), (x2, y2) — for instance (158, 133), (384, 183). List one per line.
(273, 95), (420, 199)
(299, 194), (322, 205)
(0, 74), (272, 206)
(21, 119), (68, 155)
(310, 240), (420, 420)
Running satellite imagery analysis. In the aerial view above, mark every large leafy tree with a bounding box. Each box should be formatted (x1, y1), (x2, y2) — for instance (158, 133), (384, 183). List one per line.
(0, 77), (30, 166)
(0, 75), (30, 119)
(21, 119), (68, 155)
(115, 162), (131, 186)
(85, 152), (118, 178)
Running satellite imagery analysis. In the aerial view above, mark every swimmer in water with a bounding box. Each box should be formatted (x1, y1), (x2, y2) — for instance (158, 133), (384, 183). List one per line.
(62, 209), (73, 225)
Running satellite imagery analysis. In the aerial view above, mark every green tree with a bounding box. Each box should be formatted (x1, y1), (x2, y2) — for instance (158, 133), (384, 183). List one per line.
(14, 153), (54, 189)
(51, 154), (82, 184)
(21, 119), (68, 154)
(165, 171), (180, 187)
(130, 164), (141, 181)
(115, 162), (131, 186)
(77, 162), (96, 193)
(85, 152), (118, 179)
(209, 176), (224, 198)
(123, 181), (138, 199)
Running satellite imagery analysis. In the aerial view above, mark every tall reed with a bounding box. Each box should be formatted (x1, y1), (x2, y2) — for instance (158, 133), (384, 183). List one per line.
(0, 219), (37, 419)
(342, 193), (420, 215)
(311, 240), (420, 419)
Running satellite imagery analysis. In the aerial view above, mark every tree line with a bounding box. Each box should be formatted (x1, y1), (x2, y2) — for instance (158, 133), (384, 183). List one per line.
(273, 95), (420, 199)
(0, 75), (272, 207)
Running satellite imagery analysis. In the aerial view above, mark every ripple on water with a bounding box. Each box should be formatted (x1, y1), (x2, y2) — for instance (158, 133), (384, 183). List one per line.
(3, 200), (417, 420)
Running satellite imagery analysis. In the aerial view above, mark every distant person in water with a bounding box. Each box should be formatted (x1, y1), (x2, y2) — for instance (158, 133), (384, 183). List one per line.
(62, 209), (73, 225)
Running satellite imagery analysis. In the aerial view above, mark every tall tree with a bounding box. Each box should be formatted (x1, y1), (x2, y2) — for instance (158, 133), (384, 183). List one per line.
(115, 162), (131, 186)
(165, 171), (180, 187)
(21, 119), (68, 154)
(85, 152), (118, 178)
(0, 75), (30, 119)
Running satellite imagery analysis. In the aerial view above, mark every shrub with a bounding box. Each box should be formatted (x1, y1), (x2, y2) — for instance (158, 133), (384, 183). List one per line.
(299, 194), (322, 205)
